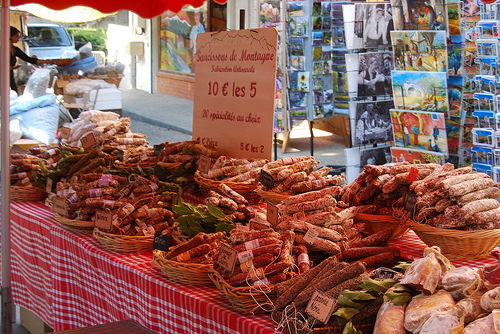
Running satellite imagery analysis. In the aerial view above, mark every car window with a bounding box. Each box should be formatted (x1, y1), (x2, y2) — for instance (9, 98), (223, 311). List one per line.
(27, 27), (72, 47)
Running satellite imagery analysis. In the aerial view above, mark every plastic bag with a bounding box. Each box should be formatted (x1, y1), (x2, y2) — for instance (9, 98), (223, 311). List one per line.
(24, 68), (50, 99)
(441, 267), (484, 301)
(14, 95), (59, 145)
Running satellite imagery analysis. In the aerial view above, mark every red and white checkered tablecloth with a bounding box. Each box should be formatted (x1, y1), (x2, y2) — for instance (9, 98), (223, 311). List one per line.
(5, 201), (500, 333)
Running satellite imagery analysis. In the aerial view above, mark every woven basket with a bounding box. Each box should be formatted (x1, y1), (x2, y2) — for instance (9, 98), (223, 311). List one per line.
(255, 188), (290, 205)
(152, 250), (214, 286)
(54, 215), (94, 234)
(8, 186), (47, 201)
(208, 267), (275, 315)
(354, 213), (409, 240)
(194, 170), (262, 204)
(61, 140), (84, 153)
(93, 228), (154, 253)
(408, 220), (500, 260)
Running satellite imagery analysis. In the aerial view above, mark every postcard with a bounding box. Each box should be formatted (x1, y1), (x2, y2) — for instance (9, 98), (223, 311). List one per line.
(448, 37), (464, 76)
(472, 146), (494, 165)
(313, 47), (322, 60)
(495, 149), (500, 165)
(324, 89), (334, 103)
(476, 39), (499, 57)
(290, 56), (306, 71)
(323, 60), (333, 74)
(463, 17), (480, 43)
(313, 62), (323, 75)
(476, 75), (497, 94)
(474, 92), (496, 112)
(497, 131), (500, 148)
(478, 56), (499, 75)
(312, 32), (323, 46)
(464, 42), (478, 74)
(390, 146), (446, 164)
(478, 20), (500, 39)
(289, 2), (305, 17)
(323, 104), (334, 119)
(463, 73), (478, 94)
(446, 117), (462, 156)
(391, 0), (447, 31)
(323, 17), (332, 31)
(322, 45), (332, 60)
(473, 163), (493, 177)
(473, 111), (495, 129)
(312, 75), (323, 90)
(461, 147), (473, 166)
(351, 100), (394, 146)
(448, 0), (461, 36)
(391, 70), (448, 113)
(290, 38), (305, 56)
(391, 30), (447, 72)
(463, 0), (480, 17)
(313, 17), (323, 31)
(447, 76), (464, 118)
(323, 32), (333, 45)
(289, 91), (307, 108)
(290, 17), (308, 38)
(323, 2), (332, 16)
(313, 105), (324, 119)
(472, 128), (494, 146)
(495, 166), (500, 183)
(312, 2), (322, 16)
(390, 109), (448, 157)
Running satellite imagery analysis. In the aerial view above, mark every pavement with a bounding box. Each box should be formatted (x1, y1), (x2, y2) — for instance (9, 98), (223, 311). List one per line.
(121, 88), (348, 170)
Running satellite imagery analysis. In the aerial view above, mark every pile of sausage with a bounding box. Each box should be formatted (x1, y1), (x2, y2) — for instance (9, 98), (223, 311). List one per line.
(198, 155), (269, 183)
(199, 183), (254, 224)
(63, 110), (122, 148)
(57, 147), (112, 179)
(159, 231), (225, 264)
(411, 163), (500, 230)
(275, 186), (361, 255)
(256, 156), (345, 195)
(342, 162), (441, 216)
(55, 173), (177, 237)
(158, 140), (220, 164)
(10, 145), (62, 187)
(214, 229), (296, 287)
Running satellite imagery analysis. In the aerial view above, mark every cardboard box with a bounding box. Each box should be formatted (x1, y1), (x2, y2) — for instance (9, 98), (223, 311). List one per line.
(88, 87), (122, 110)
(54, 80), (69, 95)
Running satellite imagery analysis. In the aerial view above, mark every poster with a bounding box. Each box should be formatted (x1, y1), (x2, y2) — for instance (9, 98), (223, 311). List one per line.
(390, 146), (446, 164)
(350, 100), (394, 146)
(192, 28), (278, 160)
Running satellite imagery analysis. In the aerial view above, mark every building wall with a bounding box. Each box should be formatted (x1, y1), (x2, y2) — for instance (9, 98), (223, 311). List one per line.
(156, 71), (195, 100)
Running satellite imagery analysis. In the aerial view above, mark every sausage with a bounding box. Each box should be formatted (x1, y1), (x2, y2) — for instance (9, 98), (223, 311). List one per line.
(389, 163), (440, 176)
(283, 195), (337, 215)
(457, 186), (500, 206)
(438, 173), (489, 189)
(295, 243), (310, 274)
(341, 180), (363, 205)
(325, 274), (367, 299)
(229, 230), (281, 244)
(294, 234), (341, 255)
(355, 251), (397, 269)
(416, 188), (448, 211)
(470, 208), (500, 225)
(429, 214), (467, 229)
(252, 273), (288, 286)
(444, 205), (461, 217)
(435, 199), (453, 212)
(349, 228), (393, 248)
(459, 199), (500, 220)
(337, 247), (400, 262)
(232, 237), (281, 252)
(228, 261), (290, 287)
(277, 220), (345, 242)
(417, 207), (438, 222)
(166, 232), (207, 259)
(236, 243), (282, 265)
(448, 178), (495, 197)
(175, 243), (211, 263)
(218, 183), (248, 204)
(278, 230), (295, 265)
(223, 253), (275, 278)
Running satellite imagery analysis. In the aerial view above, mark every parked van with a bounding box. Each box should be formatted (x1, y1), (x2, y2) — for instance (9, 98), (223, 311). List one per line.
(25, 23), (76, 59)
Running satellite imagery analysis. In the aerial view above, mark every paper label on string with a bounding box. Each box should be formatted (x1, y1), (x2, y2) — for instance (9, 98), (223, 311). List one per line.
(217, 243), (238, 273)
(266, 201), (279, 226)
(117, 150), (124, 162)
(407, 167), (419, 182)
(259, 170), (274, 189)
(303, 228), (319, 245)
(46, 178), (53, 194)
(249, 267), (265, 280)
(81, 132), (97, 150)
(95, 211), (113, 231)
(176, 251), (191, 262)
(53, 197), (68, 217)
(240, 259), (254, 272)
(291, 164), (302, 172)
(89, 188), (102, 198)
(244, 239), (260, 251)
(237, 250), (254, 264)
(154, 145), (163, 156)
(198, 155), (211, 174)
(306, 290), (337, 324)
(298, 253), (309, 265)
(60, 127), (71, 139)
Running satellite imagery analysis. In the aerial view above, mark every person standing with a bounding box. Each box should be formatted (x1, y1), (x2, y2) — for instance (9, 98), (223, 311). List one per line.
(10, 26), (52, 93)
(189, 10), (205, 72)
(404, 124), (410, 146)
(364, 6), (386, 47)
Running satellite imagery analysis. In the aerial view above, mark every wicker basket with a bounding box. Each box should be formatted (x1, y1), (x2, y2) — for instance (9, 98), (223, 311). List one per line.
(408, 220), (500, 260)
(208, 267), (275, 315)
(54, 215), (94, 234)
(255, 188), (290, 205)
(354, 213), (409, 240)
(8, 186), (47, 201)
(87, 69), (123, 87)
(93, 228), (154, 253)
(152, 249), (214, 286)
(194, 170), (263, 204)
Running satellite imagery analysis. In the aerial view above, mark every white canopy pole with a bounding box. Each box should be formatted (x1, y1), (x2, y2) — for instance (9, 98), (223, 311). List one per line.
(1, 0), (13, 333)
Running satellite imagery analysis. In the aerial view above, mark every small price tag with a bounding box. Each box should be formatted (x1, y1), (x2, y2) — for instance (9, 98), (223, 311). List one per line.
(260, 170), (274, 189)
(407, 167), (419, 182)
(198, 154), (211, 174)
(217, 243), (238, 273)
(306, 290), (337, 324)
(153, 233), (171, 252)
(117, 150), (124, 162)
(60, 127), (71, 140)
(404, 192), (418, 213)
(267, 201), (279, 226)
(293, 211), (307, 220)
(95, 211), (113, 231)
(154, 145), (163, 156)
(52, 197), (68, 217)
(80, 132), (97, 150)
(303, 228), (319, 245)
(46, 178), (53, 194)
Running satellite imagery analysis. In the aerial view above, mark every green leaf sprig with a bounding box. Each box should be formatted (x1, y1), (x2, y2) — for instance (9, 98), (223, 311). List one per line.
(172, 202), (235, 237)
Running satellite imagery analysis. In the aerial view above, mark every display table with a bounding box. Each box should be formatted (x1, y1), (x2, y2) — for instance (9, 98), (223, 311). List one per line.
(4, 201), (500, 333)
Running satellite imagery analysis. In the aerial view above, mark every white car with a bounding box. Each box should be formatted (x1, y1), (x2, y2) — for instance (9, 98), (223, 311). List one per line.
(25, 23), (76, 59)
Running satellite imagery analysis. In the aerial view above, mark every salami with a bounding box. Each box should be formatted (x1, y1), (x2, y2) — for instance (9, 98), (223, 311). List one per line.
(457, 187), (500, 206)
(236, 244), (282, 265)
(277, 220), (345, 242)
(175, 244), (211, 263)
(167, 233), (207, 259)
(337, 247), (400, 262)
(448, 178), (495, 197)
(228, 261), (290, 287)
(283, 195), (336, 215)
(232, 237), (281, 252)
(278, 231), (295, 264)
(230, 230), (281, 244)
(295, 243), (310, 274)
(355, 251), (397, 269)
(435, 199), (453, 213)
(469, 208), (500, 225)
(224, 253), (275, 278)
(460, 199), (500, 220)
(295, 234), (341, 255)
(430, 214), (468, 229)
(349, 228), (393, 248)
(341, 179), (363, 205)
(439, 173), (489, 190)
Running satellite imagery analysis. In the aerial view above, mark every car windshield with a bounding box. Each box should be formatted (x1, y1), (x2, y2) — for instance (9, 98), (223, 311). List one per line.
(27, 26), (72, 47)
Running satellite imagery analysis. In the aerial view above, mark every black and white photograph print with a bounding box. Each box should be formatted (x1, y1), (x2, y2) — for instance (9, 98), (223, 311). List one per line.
(357, 52), (393, 97)
(352, 100), (394, 146)
(360, 145), (393, 167)
(350, 3), (393, 49)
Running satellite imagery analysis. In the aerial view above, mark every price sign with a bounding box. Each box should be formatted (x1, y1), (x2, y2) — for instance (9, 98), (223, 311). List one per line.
(153, 233), (171, 252)
(266, 201), (279, 226)
(46, 178), (53, 194)
(154, 145), (163, 156)
(217, 243), (238, 273)
(52, 197), (68, 217)
(192, 28), (278, 160)
(80, 132), (97, 150)
(407, 167), (419, 182)
(198, 154), (211, 174)
(260, 170), (274, 189)
(404, 192), (418, 213)
(306, 290), (337, 324)
(117, 150), (124, 162)
(60, 127), (71, 140)
(95, 211), (113, 231)
(303, 228), (319, 245)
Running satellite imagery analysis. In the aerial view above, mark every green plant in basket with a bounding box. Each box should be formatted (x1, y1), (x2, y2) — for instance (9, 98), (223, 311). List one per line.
(173, 202), (236, 237)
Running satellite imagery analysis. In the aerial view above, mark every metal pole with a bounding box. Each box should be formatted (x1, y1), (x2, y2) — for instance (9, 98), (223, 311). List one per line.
(1, 1), (13, 333)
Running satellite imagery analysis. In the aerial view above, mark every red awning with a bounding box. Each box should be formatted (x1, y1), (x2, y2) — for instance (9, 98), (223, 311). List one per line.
(9, 0), (206, 18)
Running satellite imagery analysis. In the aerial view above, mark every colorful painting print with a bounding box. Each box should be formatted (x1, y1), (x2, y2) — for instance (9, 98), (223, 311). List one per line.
(447, 37), (463, 76)
(474, 93), (496, 112)
(461, 147), (473, 166)
(313, 32), (323, 46)
(478, 57), (499, 76)
(472, 128), (494, 146)
(463, 42), (478, 74)
(290, 56), (305, 71)
(391, 70), (448, 113)
(290, 38), (305, 56)
(477, 39), (499, 57)
(289, 91), (307, 108)
(446, 117), (462, 156)
(463, 0), (480, 17)
(390, 146), (446, 164)
(478, 21), (500, 39)
(260, 0), (281, 25)
(324, 89), (334, 103)
(391, 31), (447, 72)
(390, 109), (448, 156)
(448, 76), (463, 118)
(447, 0), (461, 36)
(357, 52), (393, 97)
(391, 0), (447, 31)
(313, 75), (323, 90)
(289, 2), (305, 17)
(290, 17), (308, 38)
(352, 101), (394, 146)
(463, 98), (475, 119)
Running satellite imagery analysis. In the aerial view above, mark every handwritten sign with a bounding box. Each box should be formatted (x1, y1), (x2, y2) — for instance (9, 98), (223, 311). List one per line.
(52, 197), (68, 217)
(117, 150), (124, 162)
(306, 290), (337, 324)
(260, 169), (274, 189)
(95, 211), (113, 231)
(192, 28), (278, 160)
(60, 127), (71, 140)
(217, 243), (238, 273)
(153, 233), (171, 252)
(304, 228), (319, 245)
(267, 201), (279, 226)
(404, 192), (418, 213)
(198, 154), (211, 174)
(80, 132), (97, 150)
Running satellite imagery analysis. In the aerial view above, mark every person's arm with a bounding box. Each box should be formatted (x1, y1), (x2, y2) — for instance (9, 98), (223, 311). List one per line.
(14, 46), (52, 66)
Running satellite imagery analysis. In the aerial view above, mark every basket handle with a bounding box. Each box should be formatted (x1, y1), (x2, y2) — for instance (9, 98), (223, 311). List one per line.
(108, 69), (119, 77)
